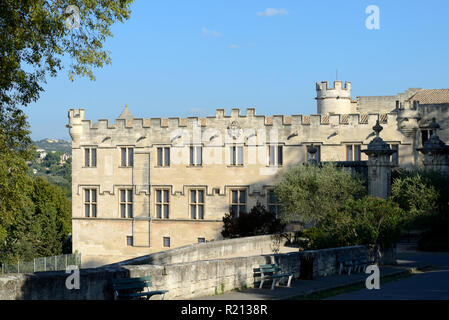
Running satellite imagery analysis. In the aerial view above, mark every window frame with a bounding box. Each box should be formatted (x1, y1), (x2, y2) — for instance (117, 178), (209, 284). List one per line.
(84, 147), (97, 167)
(189, 188), (205, 219)
(267, 189), (280, 217)
(119, 188), (133, 218)
(229, 145), (244, 166)
(189, 146), (203, 166)
(155, 188), (170, 219)
(84, 188), (97, 218)
(120, 147), (134, 167)
(156, 147), (170, 167)
(346, 144), (361, 161)
(268, 145), (283, 166)
(306, 145), (321, 163)
(230, 188), (247, 218)
(163, 236), (171, 248)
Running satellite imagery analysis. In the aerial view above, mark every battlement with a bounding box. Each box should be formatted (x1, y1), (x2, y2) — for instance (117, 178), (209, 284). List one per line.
(316, 81), (353, 114)
(316, 81), (351, 95)
(69, 108), (395, 136)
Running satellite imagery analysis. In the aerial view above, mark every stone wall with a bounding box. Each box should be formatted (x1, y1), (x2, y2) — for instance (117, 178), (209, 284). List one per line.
(106, 234), (288, 267)
(0, 245), (371, 300)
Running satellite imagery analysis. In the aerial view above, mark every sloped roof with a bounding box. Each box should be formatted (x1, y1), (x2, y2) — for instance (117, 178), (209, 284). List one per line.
(117, 105), (134, 120)
(410, 89), (449, 104)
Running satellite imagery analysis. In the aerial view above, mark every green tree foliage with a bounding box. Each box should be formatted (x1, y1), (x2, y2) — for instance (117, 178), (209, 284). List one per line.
(0, 0), (133, 111)
(0, 177), (71, 264)
(391, 169), (439, 228)
(0, 0), (133, 263)
(391, 169), (449, 251)
(274, 163), (366, 225)
(304, 197), (405, 250)
(0, 109), (34, 246)
(222, 202), (285, 238)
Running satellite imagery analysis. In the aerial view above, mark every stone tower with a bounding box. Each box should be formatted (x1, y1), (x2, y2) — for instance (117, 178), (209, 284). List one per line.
(316, 80), (352, 114)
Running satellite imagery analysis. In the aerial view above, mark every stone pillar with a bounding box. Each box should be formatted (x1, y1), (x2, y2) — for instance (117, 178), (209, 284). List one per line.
(362, 121), (396, 199)
(417, 118), (449, 174)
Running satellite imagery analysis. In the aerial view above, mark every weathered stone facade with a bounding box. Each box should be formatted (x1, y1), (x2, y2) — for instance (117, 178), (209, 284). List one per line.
(68, 81), (449, 267)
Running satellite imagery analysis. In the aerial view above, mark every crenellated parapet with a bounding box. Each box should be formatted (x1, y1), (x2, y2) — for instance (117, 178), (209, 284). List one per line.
(67, 107), (401, 147)
(316, 80), (353, 115)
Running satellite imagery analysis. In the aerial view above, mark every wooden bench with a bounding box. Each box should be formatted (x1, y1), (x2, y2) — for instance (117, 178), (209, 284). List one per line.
(352, 254), (375, 273)
(255, 264), (293, 290)
(111, 276), (168, 300)
(337, 255), (355, 275)
(337, 254), (375, 275)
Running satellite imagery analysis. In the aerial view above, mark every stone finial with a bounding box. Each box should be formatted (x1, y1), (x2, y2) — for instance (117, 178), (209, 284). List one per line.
(428, 117), (440, 134)
(307, 144), (319, 164)
(307, 144), (318, 156)
(363, 120), (395, 156)
(373, 120), (383, 136)
(117, 105), (134, 120)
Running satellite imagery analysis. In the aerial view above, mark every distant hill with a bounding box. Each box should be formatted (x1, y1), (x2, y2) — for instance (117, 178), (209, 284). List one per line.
(34, 139), (72, 155)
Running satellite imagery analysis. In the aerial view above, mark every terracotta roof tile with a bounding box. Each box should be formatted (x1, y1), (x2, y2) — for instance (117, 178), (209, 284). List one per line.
(410, 89), (449, 104)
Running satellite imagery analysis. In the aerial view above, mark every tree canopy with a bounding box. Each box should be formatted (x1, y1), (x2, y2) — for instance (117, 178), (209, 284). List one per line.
(274, 163), (366, 225)
(0, 0), (134, 264)
(1, 0), (133, 112)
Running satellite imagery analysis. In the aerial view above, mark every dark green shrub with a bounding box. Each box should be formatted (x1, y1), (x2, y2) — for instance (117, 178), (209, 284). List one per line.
(221, 202), (285, 238)
(304, 197), (405, 250)
(392, 169), (449, 251)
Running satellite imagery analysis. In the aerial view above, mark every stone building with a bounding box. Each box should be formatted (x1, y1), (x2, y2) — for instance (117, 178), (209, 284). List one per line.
(68, 81), (449, 267)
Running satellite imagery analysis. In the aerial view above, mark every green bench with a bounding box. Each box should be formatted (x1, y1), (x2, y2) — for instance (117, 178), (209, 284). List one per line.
(255, 264), (293, 290)
(111, 276), (168, 300)
(337, 254), (375, 275)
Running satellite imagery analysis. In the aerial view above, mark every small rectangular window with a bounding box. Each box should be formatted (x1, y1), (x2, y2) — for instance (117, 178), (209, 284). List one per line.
(84, 148), (97, 167)
(230, 146), (244, 166)
(163, 237), (171, 247)
(157, 147), (170, 167)
(198, 238), (206, 243)
(346, 144), (361, 162)
(127, 236), (133, 246)
(189, 146), (203, 166)
(121, 147), (134, 167)
(268, 145), (283, 166)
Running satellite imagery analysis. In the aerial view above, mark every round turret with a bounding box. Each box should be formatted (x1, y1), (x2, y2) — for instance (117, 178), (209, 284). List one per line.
(316, 81), (352, 114)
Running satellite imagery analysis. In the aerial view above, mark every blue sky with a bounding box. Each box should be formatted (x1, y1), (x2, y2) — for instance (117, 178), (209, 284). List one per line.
(24, 0), (449, 140)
